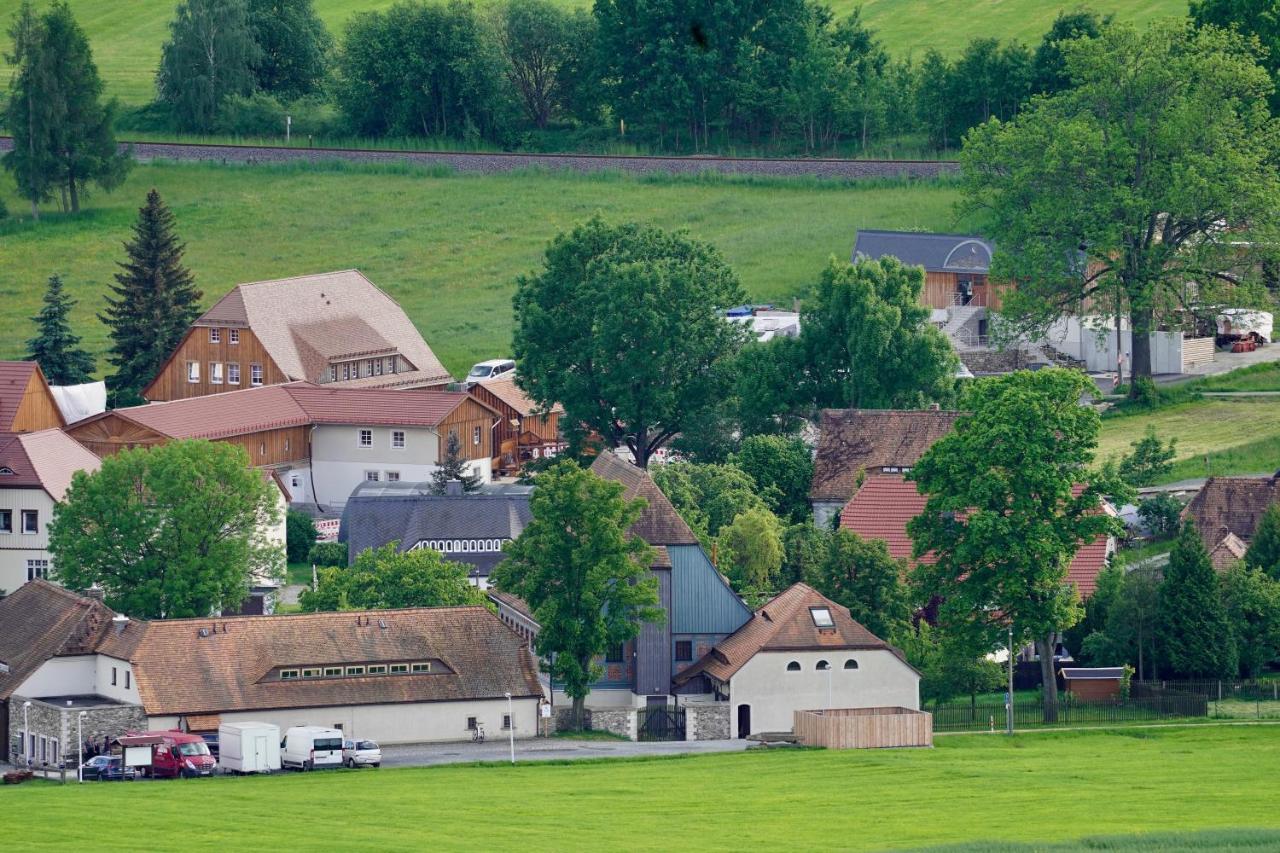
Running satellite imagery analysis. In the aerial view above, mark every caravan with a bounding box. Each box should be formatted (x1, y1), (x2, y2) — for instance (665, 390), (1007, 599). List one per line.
(218, 722), (282, 774)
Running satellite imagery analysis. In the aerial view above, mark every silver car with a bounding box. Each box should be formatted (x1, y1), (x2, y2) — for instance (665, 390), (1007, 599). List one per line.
(342, 739), (381, 768)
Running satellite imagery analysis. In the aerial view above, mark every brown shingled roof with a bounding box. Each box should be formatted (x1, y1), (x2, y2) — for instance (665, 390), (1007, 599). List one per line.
(674, 583), (905, 686)
(0, 429), (100, 499)
(0, 361), (39, 431)
(589, 452), (698, 546)
(130, 606), (543, 715)
(477, 375), (564, 417)
(87, 383), (495, 442)
(1183, 475), (1280, 553)
(0, 581), (117, 700)
(809, 408), (962, 502)
(192, 271), (451, 386)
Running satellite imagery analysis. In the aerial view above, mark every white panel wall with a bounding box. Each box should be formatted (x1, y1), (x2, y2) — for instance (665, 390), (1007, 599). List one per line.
(150, 697), (539, 745)
(308, 425), (489, 507)
(729, 649), (919, 735)
(16, 654), (142, 704)
(0, 488), (57, 592)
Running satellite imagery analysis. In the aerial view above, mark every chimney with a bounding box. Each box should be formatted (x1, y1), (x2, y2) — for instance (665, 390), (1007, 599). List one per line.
(84, 585), (105, 602)
(445, 479), (463, 497)
(111, 614), (130, 635)
(928, 403), (941, 411)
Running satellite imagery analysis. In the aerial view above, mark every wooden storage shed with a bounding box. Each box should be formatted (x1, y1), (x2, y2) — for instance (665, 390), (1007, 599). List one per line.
(1060, 667), (1125, 701)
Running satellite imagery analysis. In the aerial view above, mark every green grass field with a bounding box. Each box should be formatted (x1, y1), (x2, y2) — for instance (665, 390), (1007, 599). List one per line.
(0, 160), (963, 379)
(0, 0), (1188, 108)
(5, 726), (1279, 851)
(1098, 397), (1280, 483)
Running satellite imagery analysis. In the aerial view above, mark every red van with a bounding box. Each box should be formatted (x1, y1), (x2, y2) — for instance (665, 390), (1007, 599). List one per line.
(128, 730), (217, 778)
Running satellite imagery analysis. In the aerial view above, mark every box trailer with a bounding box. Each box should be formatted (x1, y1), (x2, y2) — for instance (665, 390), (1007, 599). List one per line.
(218, 722), (281, 774)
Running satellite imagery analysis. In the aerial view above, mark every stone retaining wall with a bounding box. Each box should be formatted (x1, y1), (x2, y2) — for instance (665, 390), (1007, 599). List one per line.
(7, 696), (147, 767)
(685, 703), (731, 741)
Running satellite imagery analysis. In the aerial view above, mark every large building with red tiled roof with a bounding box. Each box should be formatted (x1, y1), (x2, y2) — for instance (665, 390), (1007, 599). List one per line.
(1, 581), (544, 762)
(674, 583), (919, 736)
(839, 473), (1115, 598)
(142, 271), (453, 403)
(66, 382), (502, 509)
(0, 429), (101, 594)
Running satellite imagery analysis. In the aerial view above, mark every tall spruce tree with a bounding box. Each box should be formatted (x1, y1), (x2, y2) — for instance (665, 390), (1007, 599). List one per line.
(428, 431), (483, 495)
(1159, 522), (1237, 678)
(100, 189), (202, 406)
(1244, 503), (1280, 580)
(26, 274), (95, 384)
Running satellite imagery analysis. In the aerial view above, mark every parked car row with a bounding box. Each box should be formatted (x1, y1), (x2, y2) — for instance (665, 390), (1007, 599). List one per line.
(76, 724), (381, 781)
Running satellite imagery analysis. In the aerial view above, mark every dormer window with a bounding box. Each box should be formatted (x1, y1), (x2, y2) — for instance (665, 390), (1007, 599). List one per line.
(810, 607), (834, 628)
(0, 466), (13, 476)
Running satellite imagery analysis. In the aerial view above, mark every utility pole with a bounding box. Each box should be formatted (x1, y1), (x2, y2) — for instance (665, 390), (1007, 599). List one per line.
(505, 692), (515, 765)
(1006, 625), (1015, 736)
(77, 711), (87, 782)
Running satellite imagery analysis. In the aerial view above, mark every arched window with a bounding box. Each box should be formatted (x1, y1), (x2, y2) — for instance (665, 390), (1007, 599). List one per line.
(786, 661), (801, 672)
(844, 659), (859, 670)
(816, 660), (831, 671)
(453, 539), (461, 552)
(443, 541), (453, 552)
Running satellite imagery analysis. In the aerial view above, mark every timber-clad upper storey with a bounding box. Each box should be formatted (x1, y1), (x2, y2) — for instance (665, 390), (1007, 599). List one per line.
(143, 270), (453, 401)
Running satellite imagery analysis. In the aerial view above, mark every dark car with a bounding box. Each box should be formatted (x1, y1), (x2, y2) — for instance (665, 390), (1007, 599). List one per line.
(80, 755), (135, 781)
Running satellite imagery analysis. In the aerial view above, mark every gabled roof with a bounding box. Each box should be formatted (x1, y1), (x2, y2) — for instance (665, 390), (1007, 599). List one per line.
(0, 361), (64, 431)
(80, 382), (494, 442)
(839, 473), (1113, 598)
(0, 429), (101, 500)
(1208, 532), (1248, 572)
(0, 581), (119, 699)
(590, 452), (699, 546)
(474, 375), (564, 417)
(1183, 475), (1280, 553)
(129, 606), (542, 715)
(674, 583), (906, 686)
(853, 230), (995, 274)
(187, 270), (451, 388)
(810, 408), (962, 502)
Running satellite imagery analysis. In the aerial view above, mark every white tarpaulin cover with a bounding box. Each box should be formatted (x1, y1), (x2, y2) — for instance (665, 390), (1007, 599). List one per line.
(50, 381), (106, 424)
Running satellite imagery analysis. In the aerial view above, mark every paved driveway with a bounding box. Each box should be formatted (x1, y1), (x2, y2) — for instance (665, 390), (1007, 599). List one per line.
(374, 737), (750, 768)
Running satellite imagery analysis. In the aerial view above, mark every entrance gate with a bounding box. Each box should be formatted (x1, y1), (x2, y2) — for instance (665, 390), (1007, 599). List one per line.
(637, 705), (686, 741)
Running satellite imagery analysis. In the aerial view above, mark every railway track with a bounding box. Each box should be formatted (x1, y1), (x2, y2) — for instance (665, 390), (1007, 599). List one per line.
(0, 136), (959, 180)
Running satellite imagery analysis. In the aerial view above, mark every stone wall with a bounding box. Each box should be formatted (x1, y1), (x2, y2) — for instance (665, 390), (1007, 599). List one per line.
(551, 706), (637, 740)
(685, 702), (731, 741)
(7, 695), (147, 767)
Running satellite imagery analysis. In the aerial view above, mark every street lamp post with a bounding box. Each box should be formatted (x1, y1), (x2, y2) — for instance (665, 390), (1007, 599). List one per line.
(504, 692), (515, 765)
(77, 711), (87, 782)
(1006, 625), (1015, 736)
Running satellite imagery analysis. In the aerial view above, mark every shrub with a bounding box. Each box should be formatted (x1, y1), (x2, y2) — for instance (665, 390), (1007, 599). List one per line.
(1137, 494), (1182, 539)
(285, 509), (318, 562)
(308, 541), (347, 567)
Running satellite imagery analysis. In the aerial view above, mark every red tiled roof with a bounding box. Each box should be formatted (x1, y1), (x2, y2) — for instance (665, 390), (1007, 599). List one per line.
(95, 383), (495, 442)
(674, 583), (908, 686)
(839, 473), (1112, 598)
(0, 581), (118, 700)
(0, 429), (100, 499)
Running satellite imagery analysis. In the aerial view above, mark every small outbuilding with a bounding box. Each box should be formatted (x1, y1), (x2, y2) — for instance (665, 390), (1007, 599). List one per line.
(1060, 667), (1126, 701)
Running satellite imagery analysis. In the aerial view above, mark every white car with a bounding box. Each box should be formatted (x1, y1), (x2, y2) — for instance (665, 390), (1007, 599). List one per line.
(342, 739), (381, 769)
(466, 359), (516, 383)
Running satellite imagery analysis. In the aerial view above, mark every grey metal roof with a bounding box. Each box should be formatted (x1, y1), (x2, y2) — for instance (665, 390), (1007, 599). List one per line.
(339, 489), (533, 574)
(853, 230), (994, 274)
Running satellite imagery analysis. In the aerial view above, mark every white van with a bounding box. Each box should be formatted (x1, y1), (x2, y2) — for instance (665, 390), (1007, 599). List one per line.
(219, 722), (281, 774)
(280, 726), (344, 770)
(466, 359), (515, 384)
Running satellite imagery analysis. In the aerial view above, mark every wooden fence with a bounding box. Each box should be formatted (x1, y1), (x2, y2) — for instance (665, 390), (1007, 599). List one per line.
(793, 707), (933, 750)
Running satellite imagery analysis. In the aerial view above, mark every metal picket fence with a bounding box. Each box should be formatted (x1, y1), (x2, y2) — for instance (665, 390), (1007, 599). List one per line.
(930, 691), (1209, 733)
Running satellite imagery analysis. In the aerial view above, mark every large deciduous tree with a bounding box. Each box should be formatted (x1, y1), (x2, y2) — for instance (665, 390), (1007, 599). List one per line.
(811, 528), (912, 643)
(100, 189), (202, 407)
(907, 369), (1129, 719)
(652, 461), (769, 544)
(3, 1), (129, 217)
(1159, 521), (1238, 678)
(300, 542), (487, 611)
(490, 460), (661, 728)
(157, 0), (261, 132)
(491, 0), (580, 129)
(716, 507), (785, 602)
(245, 0), (332, 98)
(733, 434), (814, 524)
(513, 217), (748, 468)
(1220, 562), (1280, 678)
(26, 274), (95, 384)
(800, 256), (958, 410)
(49, 440), (282, 619)
(1191, 0), (1280, 113)
(1244, 502), (1280, 579)
(961, 22), (1280, 394)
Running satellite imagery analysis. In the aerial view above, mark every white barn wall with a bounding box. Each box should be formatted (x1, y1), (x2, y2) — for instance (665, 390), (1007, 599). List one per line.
(0, 488), (56, 592)
(729, 649), (919, 735)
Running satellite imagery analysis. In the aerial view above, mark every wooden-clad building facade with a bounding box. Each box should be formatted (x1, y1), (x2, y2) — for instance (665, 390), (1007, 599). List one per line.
(0, 362), (65, 434)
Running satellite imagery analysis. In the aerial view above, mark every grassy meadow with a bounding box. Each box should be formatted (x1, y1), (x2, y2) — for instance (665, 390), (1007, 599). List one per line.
(0, 0), (1188, 108)
(5, 726), (1279, 851)
(0, 160), (964, 378)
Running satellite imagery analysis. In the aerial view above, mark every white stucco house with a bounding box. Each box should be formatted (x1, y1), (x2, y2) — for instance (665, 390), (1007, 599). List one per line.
(0, 429), (101, 595)
(674, 583), (920, 738)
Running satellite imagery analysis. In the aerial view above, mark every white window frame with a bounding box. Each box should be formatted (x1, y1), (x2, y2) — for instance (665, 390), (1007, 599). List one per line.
(473, 426), (482, 446)
(367, 665), (387, 675)
(346, 666), (365, 676)
(365, 471), (380, 482)
(411, 662), (432, 673)
(26, 559), (49, 580)
(359, 430), (373, 448)
(280, 669), (299, 680)
(229, 328), (240, 344)
(385, 471), (400, 482)
(187, 361), (200, 383)
(389, 663), (409, 674)
(227, 363), (240, 385)
(391, 430), (406, 449)
(21, 509), (38, 534)
(209, 328), (220, 343)
(250, 363), (263, 386)
(324, 667), (343, 677)
(210, 362), (223, 384)
(0, 509), (11, 533)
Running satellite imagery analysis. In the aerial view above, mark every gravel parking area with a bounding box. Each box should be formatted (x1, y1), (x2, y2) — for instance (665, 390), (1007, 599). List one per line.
(374, 737), (750, 768)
